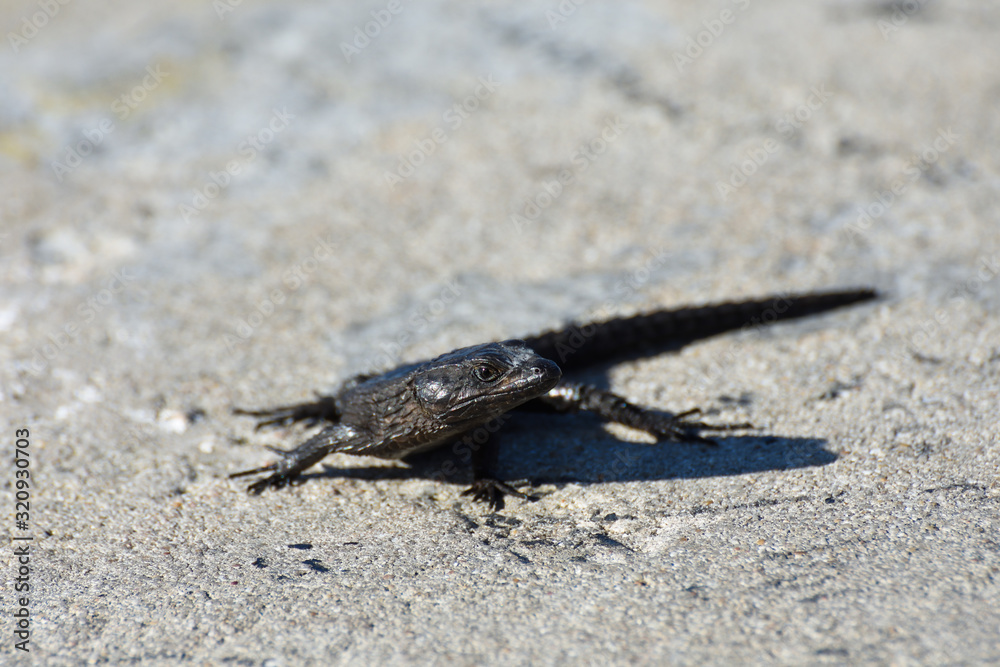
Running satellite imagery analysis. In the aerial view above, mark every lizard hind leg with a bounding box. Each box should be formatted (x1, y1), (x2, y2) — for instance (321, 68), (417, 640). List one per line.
(233, 393), (340, 430)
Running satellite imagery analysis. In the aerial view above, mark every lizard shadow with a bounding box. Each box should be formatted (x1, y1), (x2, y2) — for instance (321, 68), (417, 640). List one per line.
(299, 413), (836, 488)
(495, 421), (836, 486)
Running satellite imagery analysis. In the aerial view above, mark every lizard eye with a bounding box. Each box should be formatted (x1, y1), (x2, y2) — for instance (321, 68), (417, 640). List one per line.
(472, 364), (502, 383)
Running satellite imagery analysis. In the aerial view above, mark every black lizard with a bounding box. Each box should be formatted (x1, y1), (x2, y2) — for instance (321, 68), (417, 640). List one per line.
(230, 288), (877, 509)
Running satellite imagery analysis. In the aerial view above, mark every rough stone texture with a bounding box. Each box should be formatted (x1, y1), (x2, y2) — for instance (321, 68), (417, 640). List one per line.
(1, 0), (998, 664)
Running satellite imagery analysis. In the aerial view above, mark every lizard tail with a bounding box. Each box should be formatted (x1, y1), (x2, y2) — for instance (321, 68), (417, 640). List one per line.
(521, 288), (879, 371)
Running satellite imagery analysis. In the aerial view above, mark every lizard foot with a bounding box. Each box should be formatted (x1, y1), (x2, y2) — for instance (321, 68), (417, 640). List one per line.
(461, 479), (538, 512)
(228, 452), (302, 494)
(647, 408), (755, 445)
(233, 394), (339, 430)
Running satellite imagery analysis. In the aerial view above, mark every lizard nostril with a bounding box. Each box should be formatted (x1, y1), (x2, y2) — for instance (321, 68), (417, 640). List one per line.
(530, 360), (562, 381)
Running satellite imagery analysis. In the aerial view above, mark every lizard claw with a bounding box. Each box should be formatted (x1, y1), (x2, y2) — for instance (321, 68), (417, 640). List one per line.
(462, 479), (538, 511)
(232, 468), (301, 494)
(228, 462), (278, 479)
(653, 410), (755, 445)
(245, 472), (300, 494)
(228, 458), (300, 494)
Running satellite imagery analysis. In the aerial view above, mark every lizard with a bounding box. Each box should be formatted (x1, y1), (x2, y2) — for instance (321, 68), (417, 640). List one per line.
(230, 288), (878, 509)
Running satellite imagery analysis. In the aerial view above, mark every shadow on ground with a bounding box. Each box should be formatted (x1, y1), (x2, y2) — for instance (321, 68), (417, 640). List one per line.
(243, 421), (835, 494)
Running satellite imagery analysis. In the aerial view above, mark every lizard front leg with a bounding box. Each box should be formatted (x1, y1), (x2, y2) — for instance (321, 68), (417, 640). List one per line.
(460, 431), (538, 511)
(531, 382), (752, 444)
(229, 423), (362, 493)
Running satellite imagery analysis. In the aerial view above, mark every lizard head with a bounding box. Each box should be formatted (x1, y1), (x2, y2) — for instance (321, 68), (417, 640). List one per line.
(413, 340), (561, 426)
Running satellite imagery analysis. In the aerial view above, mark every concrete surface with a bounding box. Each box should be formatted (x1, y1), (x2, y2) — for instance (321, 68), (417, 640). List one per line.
(2, 0), (999, 664)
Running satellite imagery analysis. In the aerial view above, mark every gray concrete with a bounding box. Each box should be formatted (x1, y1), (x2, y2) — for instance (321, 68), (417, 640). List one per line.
(2, 0), (998, 664)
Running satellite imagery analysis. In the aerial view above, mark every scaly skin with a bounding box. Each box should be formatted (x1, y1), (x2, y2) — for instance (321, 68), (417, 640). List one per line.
(231, 288), (878, 509)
